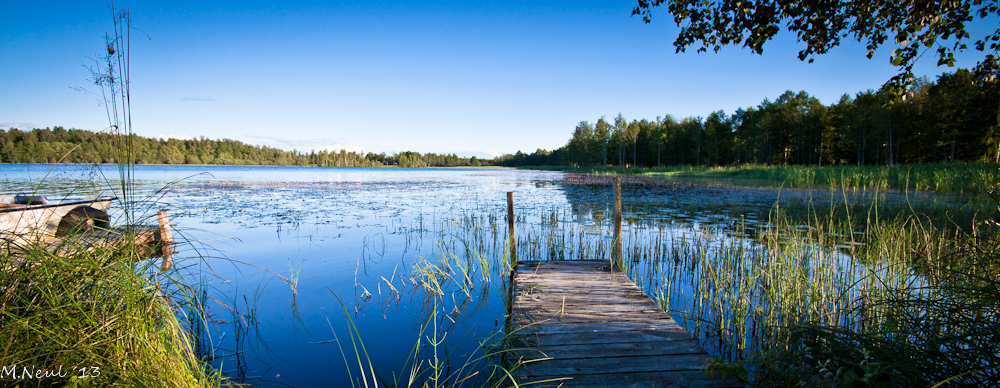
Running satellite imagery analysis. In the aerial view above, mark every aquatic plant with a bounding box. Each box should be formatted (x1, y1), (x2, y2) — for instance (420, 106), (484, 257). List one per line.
(333, 235), (532, 388)
(620, 187), (1000, 386)
(556, 163), (1000, 195)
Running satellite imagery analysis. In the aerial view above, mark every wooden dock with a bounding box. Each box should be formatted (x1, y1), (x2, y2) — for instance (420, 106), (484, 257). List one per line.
(508, 260), (743, 388)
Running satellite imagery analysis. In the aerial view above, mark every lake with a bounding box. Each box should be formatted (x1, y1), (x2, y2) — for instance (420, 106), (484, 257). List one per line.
(0, 164), (965, 387)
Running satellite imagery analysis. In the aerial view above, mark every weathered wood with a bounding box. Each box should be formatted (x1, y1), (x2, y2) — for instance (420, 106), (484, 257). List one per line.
(157, 210), (173, 270)
(614, 177), (622, 268)
(515, 320), (684, 335)
(510, 370), (743, 388)
(509, 260), (742, 387)
(513, 312), (676, 326)
(511, 339), (706, 359)
(514, 329), (697, 347)
(507, 191), (515, 266)
(506, 191), (516, 318)
(514, 304), (663, 314)
(516, 353), (710, 376)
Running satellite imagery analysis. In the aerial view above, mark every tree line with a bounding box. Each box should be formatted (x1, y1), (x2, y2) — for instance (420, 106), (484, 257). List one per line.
(0, 127), (489, 168)
(500, 69), (1000, 167)
(6, 68), (996, 169)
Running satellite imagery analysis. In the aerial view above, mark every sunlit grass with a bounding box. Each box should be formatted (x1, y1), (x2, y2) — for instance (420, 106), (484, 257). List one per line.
(0, 234), (223, 387)
(549, 163), (1000, 195)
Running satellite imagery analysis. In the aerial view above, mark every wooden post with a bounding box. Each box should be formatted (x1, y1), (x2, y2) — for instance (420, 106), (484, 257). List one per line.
(157, 210), (173, 271)
(507, 191), (516, 267)
(505, 191), (517, 320)
(613, 177), (622, 270)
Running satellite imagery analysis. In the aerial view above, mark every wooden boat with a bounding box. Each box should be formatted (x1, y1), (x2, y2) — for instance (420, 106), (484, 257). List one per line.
(0, 195), (117, 241)
(0, 196), (177, 270)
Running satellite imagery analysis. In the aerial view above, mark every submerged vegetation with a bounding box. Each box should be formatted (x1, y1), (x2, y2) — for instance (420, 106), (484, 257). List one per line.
(559, 163), (1000, 195)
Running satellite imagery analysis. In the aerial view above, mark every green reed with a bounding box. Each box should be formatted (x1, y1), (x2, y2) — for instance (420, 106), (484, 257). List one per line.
(565, 163), (1000, 195)
(622, 194), (996, 385)
(336, 213), (536, 387)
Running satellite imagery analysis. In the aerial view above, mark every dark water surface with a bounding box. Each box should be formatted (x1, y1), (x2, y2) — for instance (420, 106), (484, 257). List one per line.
(0, 164), (968, 387)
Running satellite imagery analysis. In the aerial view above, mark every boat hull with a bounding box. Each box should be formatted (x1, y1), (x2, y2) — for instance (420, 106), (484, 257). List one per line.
(0, 197), (116, 243)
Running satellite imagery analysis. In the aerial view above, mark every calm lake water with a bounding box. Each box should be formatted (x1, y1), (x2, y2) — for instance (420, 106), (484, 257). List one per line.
(0, 164), (965, 387)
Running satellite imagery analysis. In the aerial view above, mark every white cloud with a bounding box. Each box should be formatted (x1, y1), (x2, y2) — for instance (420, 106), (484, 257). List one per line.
(240, 135), (367, 155)
(158, 134), (193, 141)
(1, 122), (37, 130)
(308, 143), (367, 154)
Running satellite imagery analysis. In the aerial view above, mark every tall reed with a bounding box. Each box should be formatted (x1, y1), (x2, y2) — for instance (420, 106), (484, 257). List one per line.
(335, 234), (530, 388)
(615, 190), (997, 385)
(569, 163), (1000, 195)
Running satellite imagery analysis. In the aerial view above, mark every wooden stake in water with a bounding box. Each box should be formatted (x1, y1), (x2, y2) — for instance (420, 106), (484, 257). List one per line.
(614, 177), (623, 270)
(507, 191), (516, 267)
(505, 191), (517, 320)
(157, 210), (173, 271)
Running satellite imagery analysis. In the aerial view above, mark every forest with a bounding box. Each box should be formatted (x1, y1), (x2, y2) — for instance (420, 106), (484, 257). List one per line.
(4, 69), (997, 170)
(0, 127), (487, 168)
(499, 69), (1000, 168)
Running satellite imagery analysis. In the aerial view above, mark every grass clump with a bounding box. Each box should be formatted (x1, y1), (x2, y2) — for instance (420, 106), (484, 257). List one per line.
(1, 236), (221, 387)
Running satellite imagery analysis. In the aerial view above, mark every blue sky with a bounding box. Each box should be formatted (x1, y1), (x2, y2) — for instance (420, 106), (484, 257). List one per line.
(2, 1), (995, 158)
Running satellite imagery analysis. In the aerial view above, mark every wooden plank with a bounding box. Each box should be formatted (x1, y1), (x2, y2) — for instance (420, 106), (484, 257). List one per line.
(514, 303), (663, 314)
(509, 260), (743, 387)
(515, 295), (656, 306)
(513, 320), (684, 335)
(511, 370), (744, 388)
(511, 339), (706, 359)
(515, 353), (708, 376)
(517, 269), (629, 274)
(513, 311), (671, 325)
(516, 280), (641, 288)
(513, 329), (696, 347)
